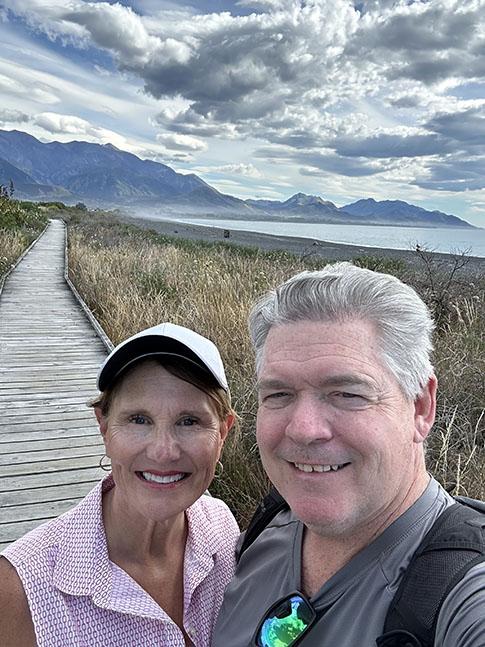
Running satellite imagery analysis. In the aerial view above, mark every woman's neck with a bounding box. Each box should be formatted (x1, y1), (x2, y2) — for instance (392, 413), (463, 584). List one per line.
(102, 486), (188, 567)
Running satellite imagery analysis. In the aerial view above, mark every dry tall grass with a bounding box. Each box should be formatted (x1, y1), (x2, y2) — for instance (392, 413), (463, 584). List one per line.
(0, 230), (32, 279)
(63, 210), (484, 523)
(67, 219), (317, 523)
(0, 199), (48, 280)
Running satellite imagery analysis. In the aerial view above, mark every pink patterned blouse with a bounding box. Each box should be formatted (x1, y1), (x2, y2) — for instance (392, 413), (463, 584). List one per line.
(2, 476), (239, 647)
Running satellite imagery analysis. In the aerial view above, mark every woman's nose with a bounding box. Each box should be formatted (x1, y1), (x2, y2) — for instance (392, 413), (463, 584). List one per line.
(285, 396), (334, 445)
(145, 429), (182, 462)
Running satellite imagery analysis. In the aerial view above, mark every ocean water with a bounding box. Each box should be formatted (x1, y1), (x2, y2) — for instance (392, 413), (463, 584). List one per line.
(166, 217), (485, 258)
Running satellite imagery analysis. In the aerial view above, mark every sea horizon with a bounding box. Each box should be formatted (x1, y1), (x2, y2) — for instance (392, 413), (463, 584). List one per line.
(152, 216), (485, 259)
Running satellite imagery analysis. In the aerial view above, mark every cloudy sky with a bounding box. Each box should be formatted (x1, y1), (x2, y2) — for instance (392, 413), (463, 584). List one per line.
(0, 0), (484, 225)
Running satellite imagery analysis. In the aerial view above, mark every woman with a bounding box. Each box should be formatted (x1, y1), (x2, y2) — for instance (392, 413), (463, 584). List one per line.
(0, 322), (239, 646)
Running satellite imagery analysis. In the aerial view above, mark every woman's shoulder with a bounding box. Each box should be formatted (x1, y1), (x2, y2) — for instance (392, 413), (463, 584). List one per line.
(197, 493), (239, 528)
(1, 514), (65, 567)
(0, 557), (37, 646)
(198, 494), (238, 519)
(2, 479), (104, 568)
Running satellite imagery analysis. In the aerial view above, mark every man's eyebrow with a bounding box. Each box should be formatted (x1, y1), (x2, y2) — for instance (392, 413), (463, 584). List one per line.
(257, 375), (376, 390)
(318, 375), (376, 389)
(257, 379), (289, 391)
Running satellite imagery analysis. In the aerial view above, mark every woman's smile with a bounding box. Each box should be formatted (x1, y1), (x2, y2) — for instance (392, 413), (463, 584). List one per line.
(136, 470), (189, 486)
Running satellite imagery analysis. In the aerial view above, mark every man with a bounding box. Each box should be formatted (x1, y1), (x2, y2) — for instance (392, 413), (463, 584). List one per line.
(214, 262), (485, 647)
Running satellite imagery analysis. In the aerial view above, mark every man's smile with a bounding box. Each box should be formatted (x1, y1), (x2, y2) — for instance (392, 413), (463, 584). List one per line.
(292, 462), (350, 473)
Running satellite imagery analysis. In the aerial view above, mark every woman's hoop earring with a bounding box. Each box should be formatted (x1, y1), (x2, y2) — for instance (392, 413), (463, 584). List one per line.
(99, 454), (112, 472)
(214, 460), (224, 478)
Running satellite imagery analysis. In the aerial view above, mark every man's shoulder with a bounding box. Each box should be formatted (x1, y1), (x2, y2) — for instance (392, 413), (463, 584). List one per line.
(436, 561), (485, 646)
(380, 496), (485, 646)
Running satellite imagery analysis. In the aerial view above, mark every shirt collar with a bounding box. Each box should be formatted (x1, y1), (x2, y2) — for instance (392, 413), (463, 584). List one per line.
(52, 475), (114, 606)
(52, 478), (220, 617)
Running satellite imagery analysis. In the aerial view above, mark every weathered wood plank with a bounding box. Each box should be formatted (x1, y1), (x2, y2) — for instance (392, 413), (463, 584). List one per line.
(0, 390), (98, 404)
(2, 399), (98, 414)
(1, 498), (84, 524)
(0, 442), (104, 466)
(0, 467), (104, 492)
(0, 428), (99, 443)
(0, 378), (97, 391)
(0, 520), (54, 546)
(0, 455), (103, 478)
(0, 480), (100, 506)
(0, 220), (109, 546)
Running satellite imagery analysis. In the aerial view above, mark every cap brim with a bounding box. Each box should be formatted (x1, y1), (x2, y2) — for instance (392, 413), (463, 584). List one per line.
(97, 335), (222, 391)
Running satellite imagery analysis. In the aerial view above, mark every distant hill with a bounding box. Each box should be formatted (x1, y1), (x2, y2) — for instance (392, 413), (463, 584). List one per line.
(0, 129), (474, 228)
(340, 198), (471, 228)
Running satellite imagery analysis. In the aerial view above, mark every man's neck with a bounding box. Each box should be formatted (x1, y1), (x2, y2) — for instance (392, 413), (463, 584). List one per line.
(301, 528), (368, 597)
(300, 471), (431, 597)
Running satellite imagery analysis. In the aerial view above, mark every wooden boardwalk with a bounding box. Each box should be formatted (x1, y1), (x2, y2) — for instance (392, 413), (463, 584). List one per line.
(0, 219), (109, 549)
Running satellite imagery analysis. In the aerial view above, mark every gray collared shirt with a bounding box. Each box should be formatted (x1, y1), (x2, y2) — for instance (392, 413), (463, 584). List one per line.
(214, 478), (485, 646)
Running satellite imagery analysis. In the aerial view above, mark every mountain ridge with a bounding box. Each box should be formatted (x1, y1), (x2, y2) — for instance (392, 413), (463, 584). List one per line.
(0, 129), (474, 229)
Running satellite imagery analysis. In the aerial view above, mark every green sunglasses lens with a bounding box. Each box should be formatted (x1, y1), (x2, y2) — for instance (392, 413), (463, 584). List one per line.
(257, 594), (316, 647)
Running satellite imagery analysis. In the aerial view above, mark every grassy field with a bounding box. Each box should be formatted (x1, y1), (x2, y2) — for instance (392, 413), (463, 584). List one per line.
(51, 206), (484, 526)
(0, 194), (49, 282)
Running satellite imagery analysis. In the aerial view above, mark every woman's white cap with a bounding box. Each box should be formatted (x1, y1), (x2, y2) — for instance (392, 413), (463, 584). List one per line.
(97, 322), (228, 391)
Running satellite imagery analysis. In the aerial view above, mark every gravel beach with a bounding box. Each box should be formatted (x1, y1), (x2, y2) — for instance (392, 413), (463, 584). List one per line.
(118, 213), (485, 276)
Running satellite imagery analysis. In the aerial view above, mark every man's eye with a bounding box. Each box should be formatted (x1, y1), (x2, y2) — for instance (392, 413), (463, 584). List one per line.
(266, 392), (289, 399)
(129, 414), (149, 424)
(330, 392), (370, 409)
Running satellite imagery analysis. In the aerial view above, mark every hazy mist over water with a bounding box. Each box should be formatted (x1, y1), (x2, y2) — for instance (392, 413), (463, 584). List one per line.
(166, 218), (485, 258)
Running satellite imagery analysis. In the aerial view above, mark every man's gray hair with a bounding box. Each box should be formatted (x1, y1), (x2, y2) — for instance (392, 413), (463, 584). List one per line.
(249, 262), (435, 400)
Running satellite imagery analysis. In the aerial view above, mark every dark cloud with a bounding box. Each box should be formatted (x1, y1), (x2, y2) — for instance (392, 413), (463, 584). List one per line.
(373, 7), (477, 52)
(262, 130), (324, 149)
(424, 107), (485, 144)
(255, 145), (385, 176)
(388, 95), (422, 109)
(0, 109), (30, 124)
(55, 1), (357, 124)
(4, 0), (485, 206)
(390, 57), (459, 84)
(155, 108), (235, 137)
(348, 2), (484, 85)
(413, 156), (485, 192)
(334, 133), (451, 158)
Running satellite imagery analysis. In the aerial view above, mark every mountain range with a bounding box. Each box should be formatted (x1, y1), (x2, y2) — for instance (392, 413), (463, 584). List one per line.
(0, 129), (474, 229)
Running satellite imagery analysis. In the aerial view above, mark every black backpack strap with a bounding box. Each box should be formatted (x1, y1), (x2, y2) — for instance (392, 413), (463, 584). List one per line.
(237, 487), (288, 561)
(377, 500), (485, 647)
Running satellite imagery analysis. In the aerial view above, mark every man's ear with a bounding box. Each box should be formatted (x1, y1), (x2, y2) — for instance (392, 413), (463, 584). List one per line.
(414, 375), (437, 443)
(95, 407), (108, 439)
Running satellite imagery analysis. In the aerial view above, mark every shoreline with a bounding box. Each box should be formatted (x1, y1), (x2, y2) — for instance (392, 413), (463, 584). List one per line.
(118, 213), (485, 274)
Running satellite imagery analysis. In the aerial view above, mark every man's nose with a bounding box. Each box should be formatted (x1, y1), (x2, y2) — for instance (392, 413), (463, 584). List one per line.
(285, 396), (334, 445)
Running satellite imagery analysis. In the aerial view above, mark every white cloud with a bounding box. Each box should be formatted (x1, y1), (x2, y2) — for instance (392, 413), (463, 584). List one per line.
(0, 67), (59, 104)
(1, 0), (484, 225)
(195, 163), (263, 178)
(156, 132), (207, 152)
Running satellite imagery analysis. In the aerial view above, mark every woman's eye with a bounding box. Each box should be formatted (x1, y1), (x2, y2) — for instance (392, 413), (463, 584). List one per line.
(179, 417), (198, 426)
(129, 414), (149, 425)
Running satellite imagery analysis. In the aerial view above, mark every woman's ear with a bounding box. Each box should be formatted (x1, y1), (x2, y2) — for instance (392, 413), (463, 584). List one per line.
(220, 413), (235, 443)
(95, 407), (108, 439)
